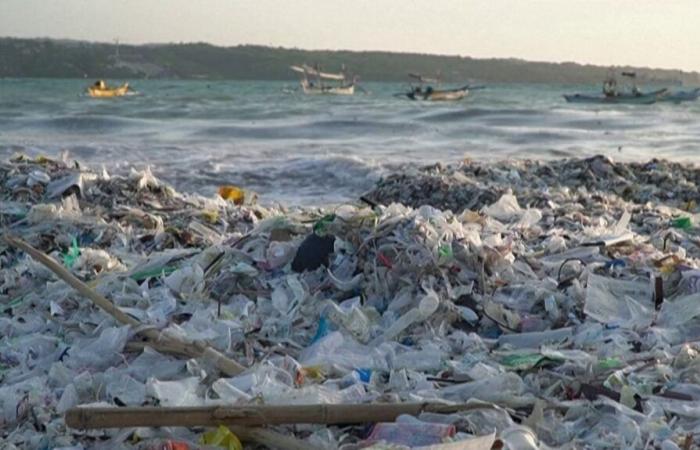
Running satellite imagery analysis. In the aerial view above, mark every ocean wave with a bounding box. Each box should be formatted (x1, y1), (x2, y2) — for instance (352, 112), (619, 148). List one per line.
(3, 80), (700, 206)
(33, 116), (138, 133)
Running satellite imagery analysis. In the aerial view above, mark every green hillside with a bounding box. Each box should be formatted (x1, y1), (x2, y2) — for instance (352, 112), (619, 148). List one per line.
(1, 37), (697, 85)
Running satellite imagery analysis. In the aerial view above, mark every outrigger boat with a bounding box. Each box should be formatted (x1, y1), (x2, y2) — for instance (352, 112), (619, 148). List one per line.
(658, 87), (700, 103)
(564, 90), (666, 105)
(290, 64), (356, 95)
(87, 80), (129, 98)
(402, 73), (469, 101)
(564, 71), (666, 105)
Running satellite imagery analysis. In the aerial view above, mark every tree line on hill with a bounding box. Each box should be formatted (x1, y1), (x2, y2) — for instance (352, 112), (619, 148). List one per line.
(1, 37), (697, 85)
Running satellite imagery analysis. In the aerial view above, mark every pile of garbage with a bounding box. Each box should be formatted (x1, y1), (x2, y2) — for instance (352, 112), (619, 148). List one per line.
(2, 153), (700, 449)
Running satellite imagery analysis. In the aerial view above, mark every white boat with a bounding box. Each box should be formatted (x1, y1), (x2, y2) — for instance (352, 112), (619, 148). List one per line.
(291, 64), (356, 95)
(402, 72), (470, 101)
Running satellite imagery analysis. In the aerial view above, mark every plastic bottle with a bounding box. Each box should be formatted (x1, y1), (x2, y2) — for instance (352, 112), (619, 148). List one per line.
(266, 241), (296, 269)
(370, 291), (439, 346)
(499, 425), (539, 450)
(323, 301), (371, 343)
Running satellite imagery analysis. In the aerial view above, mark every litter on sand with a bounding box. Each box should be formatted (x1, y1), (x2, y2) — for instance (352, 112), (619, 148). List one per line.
(3, 152), (700, 449)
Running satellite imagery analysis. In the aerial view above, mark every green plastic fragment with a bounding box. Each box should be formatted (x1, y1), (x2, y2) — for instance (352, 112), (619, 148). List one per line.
(130, 265), (178, 282)
(500, 353), (562, 370)
(313, 214), (337, 235)
(438, 244), (453, 260)
(671, 217), (692, 229)
(9, 296), (24, 308)
(62, 237), (80, 268)
(597, 357), (624, 370)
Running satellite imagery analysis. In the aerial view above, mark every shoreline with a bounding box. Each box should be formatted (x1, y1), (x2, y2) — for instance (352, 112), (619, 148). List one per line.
(2, 153), (700, 448)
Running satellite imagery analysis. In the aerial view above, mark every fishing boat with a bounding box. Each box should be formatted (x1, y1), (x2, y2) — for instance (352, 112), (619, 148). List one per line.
(87, 80), (129, 98)
(290, 64), (356, 95)
(402, 73), (469, 101)
(658, 87), (700, 103)
(564, 71), (666, 105)
(564, 90), (666, 105)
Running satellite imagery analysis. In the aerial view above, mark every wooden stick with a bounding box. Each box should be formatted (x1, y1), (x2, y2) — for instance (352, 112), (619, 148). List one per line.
(3, 235), (246, 376)
(65, 402), (495, 429)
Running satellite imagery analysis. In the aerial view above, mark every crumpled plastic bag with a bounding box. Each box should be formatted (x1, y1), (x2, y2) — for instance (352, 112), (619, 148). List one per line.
(73, 248), (126, 273)
(65, 326), (131, 371)
(165, 264), (205, 297)
(146, 377), (202, 406)
(130, 166), (160, 190)
(584, 273), (653, 329)
(26, 196), (81, 224)
(201, 425), (243, 450)
(482, 192), (522, 222)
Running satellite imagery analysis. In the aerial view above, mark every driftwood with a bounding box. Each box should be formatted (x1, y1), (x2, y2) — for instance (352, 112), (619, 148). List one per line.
(3, 235), (246, 376)
(66, 402), (495, 429)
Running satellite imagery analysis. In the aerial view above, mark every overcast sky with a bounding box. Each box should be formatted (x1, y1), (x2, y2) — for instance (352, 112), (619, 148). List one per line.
(1, 0), (699, 71)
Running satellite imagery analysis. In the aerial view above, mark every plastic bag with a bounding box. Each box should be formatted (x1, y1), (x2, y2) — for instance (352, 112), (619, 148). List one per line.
(201, 425), (243, 450)
(584, 273), (653, 329)
(370, 290), (439, 346)
(364, 416), (456, 447)
(482, 192), (522, 222)
(218, 185), (245, 205)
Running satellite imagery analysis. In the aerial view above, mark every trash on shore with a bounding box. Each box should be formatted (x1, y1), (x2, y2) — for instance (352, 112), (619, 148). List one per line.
(3, 153), (700, 449)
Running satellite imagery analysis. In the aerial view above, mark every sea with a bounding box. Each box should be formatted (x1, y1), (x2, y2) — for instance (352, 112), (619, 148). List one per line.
(1, 79), (699, 206)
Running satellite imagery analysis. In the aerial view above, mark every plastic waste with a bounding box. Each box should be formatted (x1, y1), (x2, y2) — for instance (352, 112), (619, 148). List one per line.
(130, 166), (160, 190)
(27, 169), (50, 186)
(364, 415), (456, 447)
(482, 191), (523, 222)
(7, 154), (700, 448)
(499, 425), (539, 450)
(46, 173), (83, 198)
(498, 327), (573, 349)
(301, 331), (389, 372)
(62, 236), (80, 268)
(671, 217), (692, 229)
(323, 300), (372, 343)
(370, 290), (439, 346)
(266, 240), (296, 268)
(217, 185), (245, 205)
(148, 441), (192, 450)
(201, 425), (243, 450)
(291, 233), (336, 272)
(165, 264), (205, 297)
(584, 273), (653, 328)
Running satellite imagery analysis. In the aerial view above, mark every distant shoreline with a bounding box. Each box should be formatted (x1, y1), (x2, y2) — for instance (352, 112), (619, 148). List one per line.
(2, 37), (698, 85)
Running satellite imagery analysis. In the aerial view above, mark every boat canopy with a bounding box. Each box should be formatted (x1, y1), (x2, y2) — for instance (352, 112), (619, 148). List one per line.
(290, 64), (345, 80)
(409, 73), (439, 84)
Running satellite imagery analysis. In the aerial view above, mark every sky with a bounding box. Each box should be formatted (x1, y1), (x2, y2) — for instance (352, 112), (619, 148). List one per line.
(1, 0), (699, 72)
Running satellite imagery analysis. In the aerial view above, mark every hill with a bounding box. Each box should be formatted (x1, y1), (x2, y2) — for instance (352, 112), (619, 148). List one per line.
(1, 37), (697, 85)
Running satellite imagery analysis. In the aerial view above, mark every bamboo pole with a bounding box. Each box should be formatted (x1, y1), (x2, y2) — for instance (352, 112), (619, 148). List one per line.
(3, 235), (246, 376)
(65, 402), (495, 429)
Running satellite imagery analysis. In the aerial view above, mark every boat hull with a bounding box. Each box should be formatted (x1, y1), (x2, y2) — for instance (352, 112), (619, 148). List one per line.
(88, 84), (129, 98)
(301, 81), (354, 95)
(407, 86), (469, 101)
(658, 88), (700, 103)
(563, 90), (664, 105)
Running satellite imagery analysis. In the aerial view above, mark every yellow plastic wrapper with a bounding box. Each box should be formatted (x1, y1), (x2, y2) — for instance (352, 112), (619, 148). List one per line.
(201, 209), (219, 223)
(201, 425), (243, 450)
(300, 365), (325, 383)
(218, 185), (245, 205)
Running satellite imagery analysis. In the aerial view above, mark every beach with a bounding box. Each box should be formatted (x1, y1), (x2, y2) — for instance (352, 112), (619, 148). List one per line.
(3, 148), (700, 448)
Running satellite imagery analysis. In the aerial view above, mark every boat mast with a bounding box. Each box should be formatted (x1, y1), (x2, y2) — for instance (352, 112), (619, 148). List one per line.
(315, 63), (323, 90)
